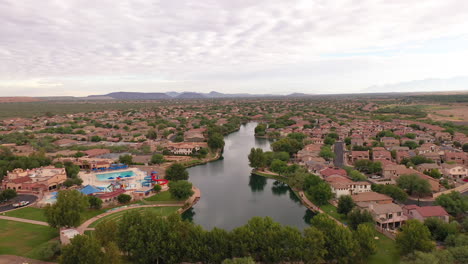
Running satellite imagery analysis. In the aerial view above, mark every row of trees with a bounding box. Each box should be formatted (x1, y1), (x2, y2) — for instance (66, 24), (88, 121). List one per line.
(61, 213), (378, 264)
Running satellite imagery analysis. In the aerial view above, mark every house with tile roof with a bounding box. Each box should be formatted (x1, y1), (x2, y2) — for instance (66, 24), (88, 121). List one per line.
(403, 205), (449, 223)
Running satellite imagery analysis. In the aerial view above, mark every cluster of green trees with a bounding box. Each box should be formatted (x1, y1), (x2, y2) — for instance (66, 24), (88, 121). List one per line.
(0, 147), (51, 180)
(303, 173), (333, 206)
(254, 123), (267, 136)
(207, 128), (225, 150)
(372, 184), (408, 202)
(319, 146), (335, 161)
(61, 213), (378, 264)
(271, 137), (304, 155)
(161, 163), (193, 200)
(401, 155), (434, 166)
(434, 191), (468, 218)
(0, 188), (17, 202)
(54, 161), (83, 187)
(354, 159), (382, 174)
(396, 174), (432, 201)
(375, 106), (427, 118)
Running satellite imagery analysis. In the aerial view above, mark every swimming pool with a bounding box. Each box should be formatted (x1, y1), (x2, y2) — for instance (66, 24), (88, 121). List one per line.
(96, 170), (135, 181)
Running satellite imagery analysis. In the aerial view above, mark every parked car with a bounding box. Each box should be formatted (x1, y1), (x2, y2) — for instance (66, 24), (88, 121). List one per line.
(12, 201), (29, 208)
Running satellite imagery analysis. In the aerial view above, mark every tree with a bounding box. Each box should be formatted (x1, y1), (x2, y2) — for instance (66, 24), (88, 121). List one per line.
(434, 191), (468, 217)
(349, 170), (367, 181)
(354, 224), (377, 262)
(463, 143), (468, 152)
(424, 217), (459, 241)
(347, 208), (374, 230)
(1, 189), (17, 200)
(396, 219), (435, 256)
(117, 194), (131, 204)
(150, 153), (165, 165)
(118, 154), (133, 165)
(165, 163), (189, 181)
(372, 184), (408, 203)
(397, 174), (432, 201)
(254, 124), (267, 136)
(169, 180), (194, 200)
(208, 132), (225, 150)
(319, 146), (335, 161)
(308, 182), (333, 206)
(90, 135), (102, 142)
(424, 169), (442, 179)
(311, 214), (358, 263)
(153, 184), (162, 193)
(44, 190), (89, 228)
(60, 235), (103, 264)
(87, 196), (102, 209)
(248, 148), (265, 169)
(271, 137), (303, 155)
(403, 141), (419, 150)
(95, 220), (118, 247)
(302, 226), (327, 263)
(64, 161), (80, 178)
(337, 195), (355, 215)
(270, 159), (288, 175)
(146, 129), (157, 140)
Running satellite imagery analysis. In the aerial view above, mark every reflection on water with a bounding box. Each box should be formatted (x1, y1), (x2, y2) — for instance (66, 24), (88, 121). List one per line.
(271, 181), (289, 196)
(249, 174), (267, 192)
(183, 122), (312, 230)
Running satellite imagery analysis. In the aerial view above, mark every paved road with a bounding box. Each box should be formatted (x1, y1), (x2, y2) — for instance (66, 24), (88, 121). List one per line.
(333, 141), (345, 167)
(0, 194), (37, 213)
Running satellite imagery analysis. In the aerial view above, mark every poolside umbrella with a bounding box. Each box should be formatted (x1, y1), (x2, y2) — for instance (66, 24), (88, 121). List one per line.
(125, 175), (131, 177)
(108, 177), (114, 180)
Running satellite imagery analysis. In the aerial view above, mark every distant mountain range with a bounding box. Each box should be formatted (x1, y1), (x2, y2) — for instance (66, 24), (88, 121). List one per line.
(85, 91), (313, 100)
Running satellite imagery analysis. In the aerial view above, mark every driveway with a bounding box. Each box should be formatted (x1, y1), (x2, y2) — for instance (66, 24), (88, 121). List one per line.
(333, 141), (345, 167)
(0, 194), (37, 213)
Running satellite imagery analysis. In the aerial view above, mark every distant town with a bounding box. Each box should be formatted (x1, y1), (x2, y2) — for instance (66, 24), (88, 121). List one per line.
(0, 93), (467, 264)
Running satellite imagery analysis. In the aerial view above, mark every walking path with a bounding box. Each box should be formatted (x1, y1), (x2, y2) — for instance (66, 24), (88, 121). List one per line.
(0, 215), (48, 226)
(297, 191), (344, 226)
(77, 186), (201, 234)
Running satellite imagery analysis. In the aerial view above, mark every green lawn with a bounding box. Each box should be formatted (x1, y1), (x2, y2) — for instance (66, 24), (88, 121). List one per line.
(144, 190), (184, 203)
(369, 232), (400, 264)
(320, 203), (348, 224)
(89, 206), (180, 228)
(3, 206), (107, 224)
(4, 207), (47, 222)
(0, 219), (58, 258)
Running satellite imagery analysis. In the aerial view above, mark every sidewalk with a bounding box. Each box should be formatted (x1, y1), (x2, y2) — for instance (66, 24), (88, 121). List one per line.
(0, 215), (48, 226)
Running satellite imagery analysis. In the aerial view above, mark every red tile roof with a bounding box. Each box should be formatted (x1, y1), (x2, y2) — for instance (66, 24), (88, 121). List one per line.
(416, 206), (449, 217)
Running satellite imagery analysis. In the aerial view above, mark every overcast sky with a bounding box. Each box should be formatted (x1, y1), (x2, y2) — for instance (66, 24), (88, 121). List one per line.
(1, 0), (468, 96)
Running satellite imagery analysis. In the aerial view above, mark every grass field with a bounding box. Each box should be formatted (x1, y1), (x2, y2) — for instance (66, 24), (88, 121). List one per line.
(0, 219), (58, 258)
(369, 232), (400, 264)
(144, 190), (184, 203)
(89, 206), (180, 227)
(4, 207), (47, 222)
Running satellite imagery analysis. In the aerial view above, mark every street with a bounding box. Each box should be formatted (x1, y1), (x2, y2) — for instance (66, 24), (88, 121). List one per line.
(333, 141), (345, 167)
(0, 194), (37, 213)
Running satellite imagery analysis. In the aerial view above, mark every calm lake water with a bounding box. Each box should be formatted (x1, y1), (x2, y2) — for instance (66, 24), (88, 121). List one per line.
(183, 122), (312, 230)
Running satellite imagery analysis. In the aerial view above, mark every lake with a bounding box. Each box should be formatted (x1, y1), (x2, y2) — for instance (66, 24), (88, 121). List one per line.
(183, 122), (312, 230)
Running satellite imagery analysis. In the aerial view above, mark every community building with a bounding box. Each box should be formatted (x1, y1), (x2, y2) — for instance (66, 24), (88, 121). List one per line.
(1, 167), (67, 192)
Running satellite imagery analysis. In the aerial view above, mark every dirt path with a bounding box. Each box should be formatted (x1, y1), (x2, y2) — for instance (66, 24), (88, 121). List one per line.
(0, 215), (48, 226)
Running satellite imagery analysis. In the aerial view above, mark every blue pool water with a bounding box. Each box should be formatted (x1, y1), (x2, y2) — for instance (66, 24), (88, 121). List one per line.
(96, 170), (135, 181)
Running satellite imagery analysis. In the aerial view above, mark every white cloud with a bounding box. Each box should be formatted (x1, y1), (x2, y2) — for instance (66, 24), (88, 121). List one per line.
(0, 0), (468, 96)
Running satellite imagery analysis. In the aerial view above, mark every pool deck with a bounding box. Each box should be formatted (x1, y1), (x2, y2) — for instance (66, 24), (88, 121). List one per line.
(79, 168), (147, 188)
